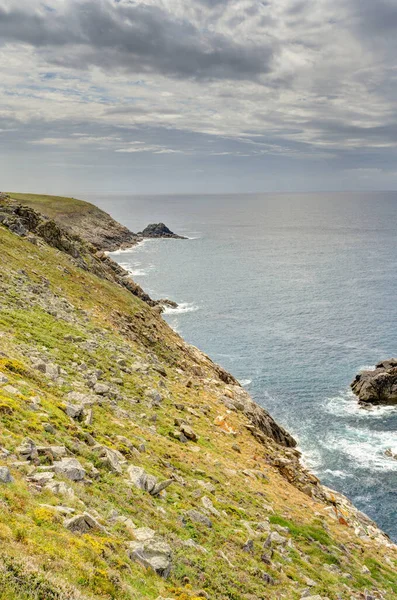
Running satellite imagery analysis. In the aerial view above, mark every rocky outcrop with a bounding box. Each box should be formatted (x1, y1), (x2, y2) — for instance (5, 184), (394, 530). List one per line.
(351, 359), (397, 404)
(128, 528), (172, 578)
(138, 222), (186, 239)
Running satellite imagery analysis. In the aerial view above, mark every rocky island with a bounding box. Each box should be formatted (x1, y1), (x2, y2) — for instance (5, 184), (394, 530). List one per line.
(0, 192), (396, 600)
(351, 359), (397, 404)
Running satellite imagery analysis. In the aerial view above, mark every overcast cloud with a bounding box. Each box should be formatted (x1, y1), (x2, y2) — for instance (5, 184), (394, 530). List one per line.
(1, 0), (397, 194)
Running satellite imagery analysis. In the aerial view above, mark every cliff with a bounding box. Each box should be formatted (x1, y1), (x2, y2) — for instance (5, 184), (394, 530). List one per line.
(0, 193), (396, 600)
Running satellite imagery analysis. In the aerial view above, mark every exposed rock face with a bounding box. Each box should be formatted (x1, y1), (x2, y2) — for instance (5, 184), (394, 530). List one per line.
(351, 359), (397, 404)
(138, 223), (186, 239)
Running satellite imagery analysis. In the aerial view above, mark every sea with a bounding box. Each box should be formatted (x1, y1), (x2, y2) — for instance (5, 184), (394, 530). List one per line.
(85, 192), (397, 541)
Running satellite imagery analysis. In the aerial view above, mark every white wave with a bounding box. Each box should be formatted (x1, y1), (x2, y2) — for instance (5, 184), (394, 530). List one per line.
(320, 427), (397, 472)
(358, 364), (376, 372)
(187, 236), (202, 240)
(323, 469), (353, 479)
(107, 239), (149, 256)
(239, 379), (252, 387)
(325, 389), (397, 419)
(163, 302), (200, 315)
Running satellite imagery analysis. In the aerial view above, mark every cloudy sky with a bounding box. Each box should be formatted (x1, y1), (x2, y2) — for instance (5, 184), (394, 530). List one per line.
(1, 0), (397, 194)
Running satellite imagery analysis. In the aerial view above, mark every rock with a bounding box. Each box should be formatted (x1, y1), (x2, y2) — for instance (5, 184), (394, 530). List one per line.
(44, 480), (75, 498)
(128, 529), (172, 578)
(28, 472), (55, 484)
(184, 509), (213, 528)
(43, 423), (56, 434)
(93, 382), (110, 395)
(268, 531), (288, 546)
(0, 373), (9, 384)
(64, 512), (105, 534)
(16, 438), (38, 461)
(3, 384), (19, 395)
(36, 445), (67, 460)
(179, 424), (199, 442)
(65, 403), (84, 419)
(201, 496), (220, 517)
(128, 465), (173, 496)
(243, 539), (254, 553)
(94, 445), (124, 474)
(53, 458), (86, 481)
(138, 223), (186, 240)
(351, 359), (397, 404)
(0, 467), (13, 483)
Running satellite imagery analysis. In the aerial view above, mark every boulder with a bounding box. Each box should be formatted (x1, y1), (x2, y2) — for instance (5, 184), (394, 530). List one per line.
(179, 424), (199, 442)
(16, 438), (38, 461)
(351, 360), (397, 404)
(93, 382), (110, 395)
(94, 445), (124, 474)
(0, 467), (13, 484)
(184, 509), (213, 528)
(128, 465), (173, 496)
(128, 528), (172, 578)
(53, 458), (86, 481)
(64, 512), (105, 534)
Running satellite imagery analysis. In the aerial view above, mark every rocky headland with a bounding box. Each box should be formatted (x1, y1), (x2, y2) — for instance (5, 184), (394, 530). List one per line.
(0, 192), (396, 600)
(351, 359), (397, 404)
(2, 193), (185, 251)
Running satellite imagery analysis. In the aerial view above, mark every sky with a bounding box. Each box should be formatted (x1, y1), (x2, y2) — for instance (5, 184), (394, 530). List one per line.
(1, 0), (397, 195)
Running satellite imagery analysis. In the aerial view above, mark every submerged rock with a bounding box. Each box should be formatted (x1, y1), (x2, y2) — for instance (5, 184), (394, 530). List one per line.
(351, 359), (397, 404)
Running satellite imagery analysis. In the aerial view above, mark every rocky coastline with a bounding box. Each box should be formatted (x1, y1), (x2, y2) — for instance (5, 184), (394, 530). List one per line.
(0, 192), (396, 599)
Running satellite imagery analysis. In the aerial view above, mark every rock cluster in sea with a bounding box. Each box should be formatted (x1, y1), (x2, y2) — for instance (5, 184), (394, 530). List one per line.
(351, 358), (397, 404)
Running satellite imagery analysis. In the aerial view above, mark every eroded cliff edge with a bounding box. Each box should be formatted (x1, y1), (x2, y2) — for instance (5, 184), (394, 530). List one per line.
(0, 192), (396, 600)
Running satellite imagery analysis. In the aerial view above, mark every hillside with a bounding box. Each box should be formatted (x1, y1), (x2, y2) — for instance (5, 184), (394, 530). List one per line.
(6, 193), (138, 251)
(0, 194), (396, 600)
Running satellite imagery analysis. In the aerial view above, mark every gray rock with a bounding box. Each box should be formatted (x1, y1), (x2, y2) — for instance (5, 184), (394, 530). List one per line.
(66, 403), (84, 419)
(94, 445), (124, 474)
(3, 384), (19, 395)
(201, 496), (220, 517)
(351, 360), (397, 404)
(0, 373), (9, 384)
(16, 438), (38, 461)
(184, 509), (213, 528)
(179, 424), (199, 442)
(44, 480), (75, 498)
(29, 472), (55, 484)
(128, 528), (172, 578)
(0, 467), (13, 484)
(64, 512), (105, 533)
(93, 382), (110, 395)
(128, 465), (173, 496)
(54, 458), (85, 481)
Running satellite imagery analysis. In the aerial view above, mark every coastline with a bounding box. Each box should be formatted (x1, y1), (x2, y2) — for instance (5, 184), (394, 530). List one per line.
(107, 227), (396, 550)
(1, 192), (397, 599)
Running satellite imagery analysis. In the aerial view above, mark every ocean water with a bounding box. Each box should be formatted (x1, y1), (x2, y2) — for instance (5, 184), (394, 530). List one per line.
(87, 192), (397, 540)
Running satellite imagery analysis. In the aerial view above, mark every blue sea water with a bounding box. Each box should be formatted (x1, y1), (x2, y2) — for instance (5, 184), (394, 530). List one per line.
(87, 192), (397, 540)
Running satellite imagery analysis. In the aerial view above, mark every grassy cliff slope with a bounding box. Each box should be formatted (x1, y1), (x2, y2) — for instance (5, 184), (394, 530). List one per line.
(7, 193), (137, 251)
(0, 195), (396, 600)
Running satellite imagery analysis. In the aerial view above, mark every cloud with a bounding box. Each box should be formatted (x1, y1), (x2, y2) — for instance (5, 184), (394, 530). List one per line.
(1, 0), (397, 193)
(0, 0), (274, 81)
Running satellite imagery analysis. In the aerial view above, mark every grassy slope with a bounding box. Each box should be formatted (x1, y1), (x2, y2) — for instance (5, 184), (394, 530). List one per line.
(0, 219), (396, 600)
